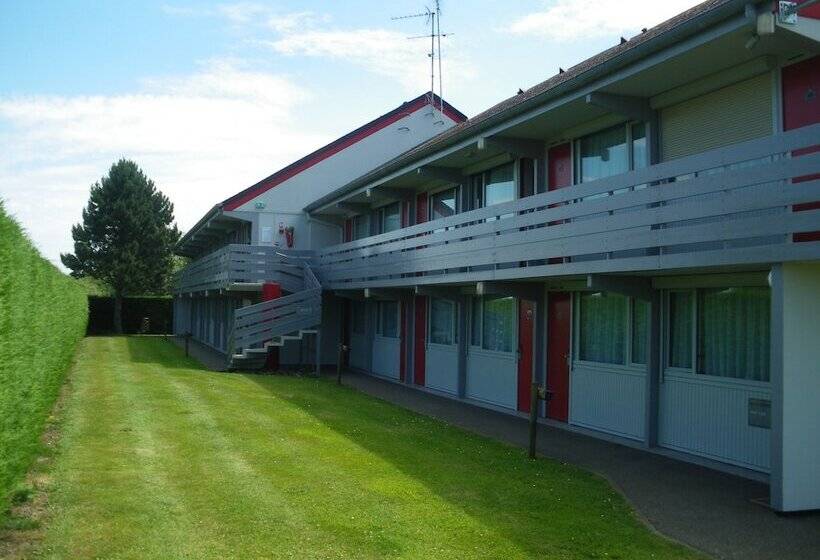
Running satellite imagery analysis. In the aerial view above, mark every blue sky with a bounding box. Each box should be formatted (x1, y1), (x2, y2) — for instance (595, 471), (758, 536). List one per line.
(0, 0), (699, 267)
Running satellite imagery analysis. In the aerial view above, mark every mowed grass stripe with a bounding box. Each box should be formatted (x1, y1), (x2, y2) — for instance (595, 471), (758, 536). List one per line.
(143, 340), (506, 559)
(36, 337), (703, 559)
(41, 338), (214, 559)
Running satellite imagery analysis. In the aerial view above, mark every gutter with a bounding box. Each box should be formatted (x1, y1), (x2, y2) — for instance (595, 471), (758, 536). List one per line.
(304, 0), (758, 213)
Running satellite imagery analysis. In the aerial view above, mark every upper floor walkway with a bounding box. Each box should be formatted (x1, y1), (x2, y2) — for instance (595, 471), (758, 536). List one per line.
(174, 123), (820, 295)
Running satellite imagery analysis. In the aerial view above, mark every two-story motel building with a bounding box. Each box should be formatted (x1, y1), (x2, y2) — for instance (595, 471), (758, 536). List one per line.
(174, 0), (820, 513)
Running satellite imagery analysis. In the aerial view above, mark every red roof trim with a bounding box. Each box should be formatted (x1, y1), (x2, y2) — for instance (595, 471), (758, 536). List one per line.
(222, 92), (466, 211)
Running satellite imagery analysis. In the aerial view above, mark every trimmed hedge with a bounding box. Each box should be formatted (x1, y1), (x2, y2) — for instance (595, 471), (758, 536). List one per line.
(87, 296), (173, 335)
(0, 202), (88, 518)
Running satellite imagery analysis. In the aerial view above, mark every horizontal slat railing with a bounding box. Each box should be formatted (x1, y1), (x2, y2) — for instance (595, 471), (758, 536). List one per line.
(230, 260), (323, 352)
(317, 124), (820, 288)
(174, 244), (313, 294)
(232, 290), (322, 349)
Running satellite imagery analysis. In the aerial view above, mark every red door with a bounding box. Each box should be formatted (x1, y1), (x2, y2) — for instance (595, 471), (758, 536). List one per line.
(416, 192), (428, 224)
(413, 295), (427, 385)
(547, 143), (572, 262)
(517, 300), (535, 412)
(782, 55), (820, 242)
(546, 292), (571, 422)
(548, 143), (572, 191)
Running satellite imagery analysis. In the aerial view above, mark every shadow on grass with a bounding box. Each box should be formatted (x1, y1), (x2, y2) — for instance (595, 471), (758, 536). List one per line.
(124, 335), (211, 371)
(237, 372), (685, 558)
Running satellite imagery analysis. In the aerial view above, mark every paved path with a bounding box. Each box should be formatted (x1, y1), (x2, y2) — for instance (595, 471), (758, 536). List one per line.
(340, 371), (820, 560)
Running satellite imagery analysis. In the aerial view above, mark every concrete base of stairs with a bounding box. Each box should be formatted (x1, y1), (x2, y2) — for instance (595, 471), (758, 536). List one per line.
(338, 370), (820, 560)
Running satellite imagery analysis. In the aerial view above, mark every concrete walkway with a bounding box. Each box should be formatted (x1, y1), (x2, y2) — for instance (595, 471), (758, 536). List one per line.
(339, 371), (820, 560)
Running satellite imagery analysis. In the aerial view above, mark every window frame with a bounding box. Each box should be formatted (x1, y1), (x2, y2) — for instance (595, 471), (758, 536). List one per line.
(573, 121), (648, 186)
(572, 291), (648, 371)
(376, 300), (400, 339)
(428, 296), (458, 346)
(377, 201), (401, 235)
(468, 160), (519, 213)
(662, 287), (771, 386)
(352, 214), (370, 241)
(468, 295), (517, 355)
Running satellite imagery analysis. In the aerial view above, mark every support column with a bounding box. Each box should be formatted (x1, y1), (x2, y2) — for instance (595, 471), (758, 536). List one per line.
(457, 295), (468, 398)
(645, 291), (661, 448)
(770, 262), (820, 512)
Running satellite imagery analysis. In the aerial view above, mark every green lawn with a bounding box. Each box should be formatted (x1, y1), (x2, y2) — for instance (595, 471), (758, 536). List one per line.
(30, 337), (700, 559)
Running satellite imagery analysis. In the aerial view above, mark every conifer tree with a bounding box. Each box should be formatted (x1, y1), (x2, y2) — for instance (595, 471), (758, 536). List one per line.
(61, 160), (180, 333)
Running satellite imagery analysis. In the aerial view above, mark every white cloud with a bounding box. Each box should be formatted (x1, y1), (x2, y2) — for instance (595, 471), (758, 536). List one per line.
(267, 28), (475, 94)
(508, 0), (702, 41)
(0, 60), (328, 268)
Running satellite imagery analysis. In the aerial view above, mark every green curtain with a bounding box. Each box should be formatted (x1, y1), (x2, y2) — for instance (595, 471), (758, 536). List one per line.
(631, 299), (649, 364)
(579, 124), (628, 183)
(668, 292), (693, 368)
(380, 301), (398, 338)
(579, 293), (626, 364)
(698, 287), (770, 381)
(482, 296), (514, 352)
(430, 297), (455, 345)
(471, 297), (482, 346)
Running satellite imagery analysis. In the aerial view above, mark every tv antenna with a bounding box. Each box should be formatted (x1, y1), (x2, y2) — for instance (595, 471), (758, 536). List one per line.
(392, 1), (450, 120)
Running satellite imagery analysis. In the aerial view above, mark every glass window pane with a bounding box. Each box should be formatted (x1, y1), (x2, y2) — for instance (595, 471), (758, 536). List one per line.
(353, 215), (369, 240)
(484, 163), (515, 207)
(381, 203), (401, 234)
(668, 292), (693, 368)
(579, 292), (626, 364)
(379, 301), (398, 338)
(631, 123), (647, 171)
(352, 302), (366, 334)
(631, 299), (649, 364)
(430, 297), (455, 345)
(482, 296), (514, 352)
(579, 125), (628, 183)
(430, 188), (457, 221)
(471, 296), (482, 346)
(698, 287), (770, 381)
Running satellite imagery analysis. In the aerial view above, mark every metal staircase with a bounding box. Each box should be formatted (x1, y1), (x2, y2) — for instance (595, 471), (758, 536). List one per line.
(227, 257), (322, 371)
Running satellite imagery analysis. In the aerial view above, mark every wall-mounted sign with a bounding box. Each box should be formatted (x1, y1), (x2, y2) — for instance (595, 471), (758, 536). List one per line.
(748, 398), (771, 429)
(254, 201), (266, 209)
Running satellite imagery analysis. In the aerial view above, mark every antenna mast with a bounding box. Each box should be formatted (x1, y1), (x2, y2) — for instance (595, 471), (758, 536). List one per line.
(392, 1), (449, 119)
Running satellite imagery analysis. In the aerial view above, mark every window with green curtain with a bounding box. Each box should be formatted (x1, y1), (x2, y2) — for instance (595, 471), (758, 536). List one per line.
(482, 296), (514, 352)
(378, 301), (398, 338)
(352, 302), (366, 334)
(697, 287), (770, 381)
(470, 296), (482, 346)
(668, 291), (693, 368)
(484, 163), (515, 207)
(578, 125), (628, 183)
(353, 215), (369, 240)
(380, 202), (401, 234)
(631, 299), (649, 364)
(430, 297), (455, 345)
(579, 292), (626, 364)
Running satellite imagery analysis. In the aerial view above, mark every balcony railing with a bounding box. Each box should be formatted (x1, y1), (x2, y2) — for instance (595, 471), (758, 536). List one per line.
(317, 124), (820, 289)
(174, 244), (313, 294)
